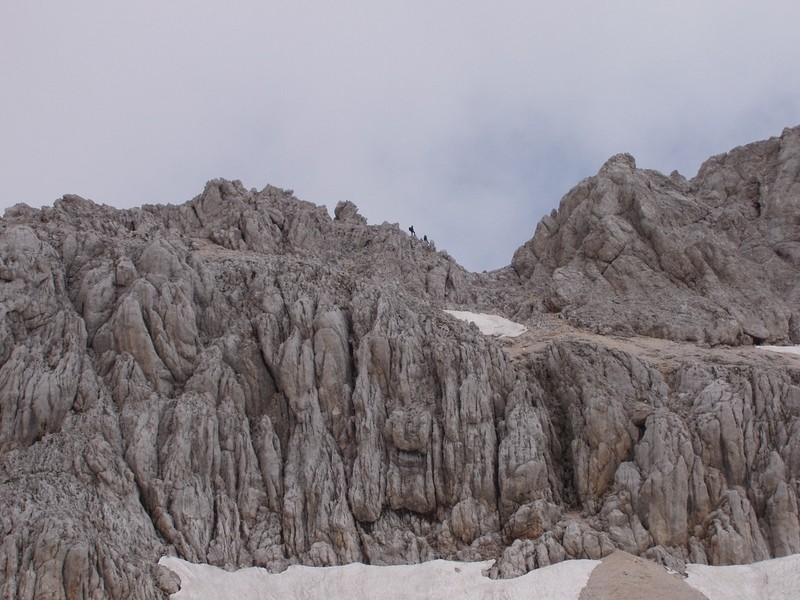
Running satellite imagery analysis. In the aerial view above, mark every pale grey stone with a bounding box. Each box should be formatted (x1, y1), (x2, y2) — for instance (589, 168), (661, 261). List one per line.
(2, 127), (800, 595)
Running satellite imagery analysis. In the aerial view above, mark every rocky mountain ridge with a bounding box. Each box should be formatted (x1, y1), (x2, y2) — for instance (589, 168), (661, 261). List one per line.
(512, 126), (800, 344)
(1, 126), (799, 598)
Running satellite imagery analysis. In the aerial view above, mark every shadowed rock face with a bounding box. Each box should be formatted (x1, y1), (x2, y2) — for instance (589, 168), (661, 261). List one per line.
(1, 128), (800, 598)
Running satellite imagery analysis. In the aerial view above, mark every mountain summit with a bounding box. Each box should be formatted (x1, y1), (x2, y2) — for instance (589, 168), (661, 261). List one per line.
(512, 126), (800, 345)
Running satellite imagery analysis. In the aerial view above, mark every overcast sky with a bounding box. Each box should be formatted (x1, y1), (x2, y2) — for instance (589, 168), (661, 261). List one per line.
(3, 2), (799, 272)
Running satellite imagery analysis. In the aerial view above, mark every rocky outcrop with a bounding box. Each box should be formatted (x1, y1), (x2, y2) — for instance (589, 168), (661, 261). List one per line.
(1, 127), (800, 598)
(0, 184), (533, 597)
(511, 126), (800, 345)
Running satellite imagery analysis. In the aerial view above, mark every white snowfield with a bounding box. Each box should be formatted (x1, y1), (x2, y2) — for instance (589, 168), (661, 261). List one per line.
(444, 310), (527, 338)
(759, 345), (800, 356)
(159, 554), (800, 600)
(158, 557), (598, 600)
(685, 554), (800, 600)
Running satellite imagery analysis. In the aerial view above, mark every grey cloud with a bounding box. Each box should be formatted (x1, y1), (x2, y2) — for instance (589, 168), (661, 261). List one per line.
(2, 2), (800, 270)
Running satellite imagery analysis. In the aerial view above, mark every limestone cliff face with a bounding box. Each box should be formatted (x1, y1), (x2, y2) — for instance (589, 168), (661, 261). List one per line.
(511, 126), (800, 345)
(1, 128), (800, 598)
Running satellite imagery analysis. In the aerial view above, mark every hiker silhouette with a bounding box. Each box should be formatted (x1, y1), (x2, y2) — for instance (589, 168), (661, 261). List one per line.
(408, 225), (416, 237)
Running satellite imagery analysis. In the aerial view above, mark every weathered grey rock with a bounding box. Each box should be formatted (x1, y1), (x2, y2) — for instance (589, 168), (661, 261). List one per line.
(512, 126), (800, 345)
(333, 200), (367, 224)
(2, 126), (800, 597)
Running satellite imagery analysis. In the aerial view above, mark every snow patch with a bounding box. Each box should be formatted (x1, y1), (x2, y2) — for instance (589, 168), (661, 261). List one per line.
(759, 345), (800, 356)
(444, 310), (527, 338)
(158, 557), (598, 600)
(685, 553), (800, 600)
(159, 553), (800, 600)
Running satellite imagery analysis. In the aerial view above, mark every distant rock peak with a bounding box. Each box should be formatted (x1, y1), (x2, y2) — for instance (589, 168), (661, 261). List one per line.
(599, 152), (636, 173)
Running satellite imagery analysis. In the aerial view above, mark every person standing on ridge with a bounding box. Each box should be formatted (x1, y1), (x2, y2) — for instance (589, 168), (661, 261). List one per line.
(408, 225), (416, 237)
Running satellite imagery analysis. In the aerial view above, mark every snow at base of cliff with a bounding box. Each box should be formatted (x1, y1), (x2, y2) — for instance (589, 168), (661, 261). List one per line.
(760, 345), (800, 356)
(159, 554), (800, 600)
(685, 554), (800, 599)
(158, 557), (597, 600)
(444, 310), (527, 338)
